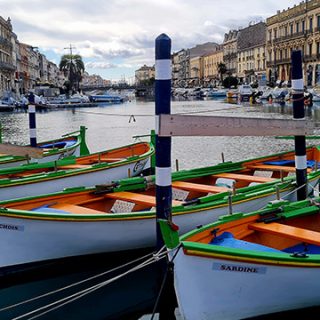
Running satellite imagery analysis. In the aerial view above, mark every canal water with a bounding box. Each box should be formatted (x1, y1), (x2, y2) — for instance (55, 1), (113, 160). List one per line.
(1, 98), (320, 320)
(1, 98), (320, 171)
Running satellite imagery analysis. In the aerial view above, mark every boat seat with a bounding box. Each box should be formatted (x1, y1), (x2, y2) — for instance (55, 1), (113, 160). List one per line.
(212, 173), (275, 183)
(247, 164), (312, 173)
(172, 181), (229, 194)
(248, 222), (320, 246)
(105, 191), (182, 207)
(99, 157), (126, 163)
(58, 164), (91, 169)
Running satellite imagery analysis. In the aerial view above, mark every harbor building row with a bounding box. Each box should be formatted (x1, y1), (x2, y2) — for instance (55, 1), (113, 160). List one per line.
(136, 0), (320, 88)
(0, 16), (109, 98)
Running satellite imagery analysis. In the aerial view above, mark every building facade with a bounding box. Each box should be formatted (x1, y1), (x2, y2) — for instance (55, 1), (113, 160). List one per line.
(203, 45), (224, 86)
(237, 22), (266, 84)
(266, 0), (320, 86)
(223, 30), (240, 76)
(135, 65), (155, 85)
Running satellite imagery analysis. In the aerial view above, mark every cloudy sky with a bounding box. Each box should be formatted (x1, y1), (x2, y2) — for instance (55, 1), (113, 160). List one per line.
(2, 0), (299, 82)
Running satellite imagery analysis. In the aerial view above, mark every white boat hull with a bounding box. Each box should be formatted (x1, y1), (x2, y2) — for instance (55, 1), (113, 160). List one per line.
(0, 158), (149, 201)
(0, 181), (314, 268)
(173, 253), (320, 320)
(0, 145), (80, 169)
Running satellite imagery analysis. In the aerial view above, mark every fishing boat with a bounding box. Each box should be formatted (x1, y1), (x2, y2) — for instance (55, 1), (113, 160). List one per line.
(1, 145), (320, 268)
(0, 141), (154, 201)
(0, 126), (88, 168)
(159, 197), (320, 320)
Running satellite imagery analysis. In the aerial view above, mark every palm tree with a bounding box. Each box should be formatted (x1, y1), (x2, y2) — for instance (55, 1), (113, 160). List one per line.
(59, 54), (85, 94)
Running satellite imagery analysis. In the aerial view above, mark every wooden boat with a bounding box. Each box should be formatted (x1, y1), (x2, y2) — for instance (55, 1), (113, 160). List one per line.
(1, 146), (320, 268)
(159, 197), (320, 320)
(0, 141), (154, 201)
(0, 126), (89, 168)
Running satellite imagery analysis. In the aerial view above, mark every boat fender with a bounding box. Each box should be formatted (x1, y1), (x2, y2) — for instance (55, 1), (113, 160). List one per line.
(290, 252), (309, 258)
(182, 198), (200, 207)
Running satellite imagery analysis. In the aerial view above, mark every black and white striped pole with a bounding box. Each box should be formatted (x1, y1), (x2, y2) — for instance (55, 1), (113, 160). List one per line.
(155, 33), (172, 249)
(155, 33), (177, 320)
(291, 50), (307, 200)
(28, 92), (37, 147)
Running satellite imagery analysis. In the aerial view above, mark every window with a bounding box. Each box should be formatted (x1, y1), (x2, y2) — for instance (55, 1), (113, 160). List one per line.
(302, 20), (305, 33)
(274, 29), (277, 39)
(284, 26), (288, 36)
(318, 16), (320, 28)
(310, 43), (313, 56)
(296, 22), (299, 33)
(317, 42), (320, 55)
(290, 24), (294, 35)
(310, 17), (313, 31)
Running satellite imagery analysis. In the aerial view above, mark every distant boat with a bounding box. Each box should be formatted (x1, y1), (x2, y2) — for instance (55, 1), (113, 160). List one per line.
(89, 92), (124, 103)
(204, 88), (227, 98)
(0, 126), (88, 168)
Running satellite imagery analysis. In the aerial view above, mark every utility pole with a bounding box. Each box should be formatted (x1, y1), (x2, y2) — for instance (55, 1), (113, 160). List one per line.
(64, 44), (76, 94)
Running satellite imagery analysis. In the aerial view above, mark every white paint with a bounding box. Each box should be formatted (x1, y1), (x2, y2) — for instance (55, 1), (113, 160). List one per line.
(295, 155), (307, 170)
(156, 166), (172, 186)
(29, 128), (37, 138)
(292, 79), (304, 90)
(28, 105), (36, 113)
(155, 59), (171, 80)
(155, 115), (159, 134)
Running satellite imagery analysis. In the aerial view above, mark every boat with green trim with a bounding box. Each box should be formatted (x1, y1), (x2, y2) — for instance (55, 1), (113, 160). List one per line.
(1, 145), (320, 268)
(0, 126), (89, 168)
(0, 141), (154, 201)
(159, 197), (320, 320)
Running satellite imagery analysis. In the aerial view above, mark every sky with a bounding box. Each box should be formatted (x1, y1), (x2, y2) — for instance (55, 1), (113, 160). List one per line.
(2, 0), (299, 82)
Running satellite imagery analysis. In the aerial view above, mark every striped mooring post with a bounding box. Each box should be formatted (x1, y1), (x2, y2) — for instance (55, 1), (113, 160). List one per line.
(155, 33), (172, 249)
(291, 50), (307, 201)
(155, 34), (177, 319)
(28, 93), (37, 147)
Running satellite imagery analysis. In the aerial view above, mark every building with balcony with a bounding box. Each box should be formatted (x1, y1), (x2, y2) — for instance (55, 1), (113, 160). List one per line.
(203, 45), (224, 86)
(237, 22), (266, 84)
(223, 30), (240, 76)
(266, 0), (320, 86)
(0, 17), (15, 96)
(135, 65), (155, 85)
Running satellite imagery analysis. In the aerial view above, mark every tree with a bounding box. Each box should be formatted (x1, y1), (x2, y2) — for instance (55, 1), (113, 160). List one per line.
(59, 54), (85, 93)
(217, 63), (227, 83)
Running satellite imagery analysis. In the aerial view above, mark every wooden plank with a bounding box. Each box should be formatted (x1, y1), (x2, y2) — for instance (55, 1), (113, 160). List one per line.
(158, 115), (314, 137)
(0, 143), (43, 158)
(249, 222), (320, 246)
(172, 181), (229, 193)
(247, 164), (312, 173)
(212, 173), (276, 183)
(105, 191), (182, 206)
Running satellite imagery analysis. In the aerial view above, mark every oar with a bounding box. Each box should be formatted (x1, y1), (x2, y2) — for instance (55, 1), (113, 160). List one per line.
(0, 143), (43, 159)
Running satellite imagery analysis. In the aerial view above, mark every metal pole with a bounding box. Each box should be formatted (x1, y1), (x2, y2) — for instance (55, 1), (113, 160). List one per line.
(28, 92), (37, 147)
(155, 33), (172, 249)
(155, 34), (176, 320)
(291, 50), (307, 200)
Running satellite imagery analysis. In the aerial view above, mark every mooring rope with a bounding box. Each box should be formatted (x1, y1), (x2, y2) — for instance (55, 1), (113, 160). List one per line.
(0, 248), (168, 312)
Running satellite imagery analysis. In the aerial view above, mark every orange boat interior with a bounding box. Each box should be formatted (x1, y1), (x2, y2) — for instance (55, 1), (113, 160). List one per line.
(186, 208), (320, 254)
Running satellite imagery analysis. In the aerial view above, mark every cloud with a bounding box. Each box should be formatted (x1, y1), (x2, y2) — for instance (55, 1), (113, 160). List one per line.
(4, 0), (299, 79)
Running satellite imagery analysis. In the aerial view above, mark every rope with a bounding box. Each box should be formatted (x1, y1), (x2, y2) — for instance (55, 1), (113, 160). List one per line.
(1, 248), (166, 314)
(12, 249), (168, 320)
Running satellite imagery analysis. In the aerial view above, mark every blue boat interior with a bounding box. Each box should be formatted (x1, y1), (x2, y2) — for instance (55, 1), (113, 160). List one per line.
(210, 232), (320, 254)
(39, 139), (77, 149)
(264, 159), (319, 168)
(31, 204), (71, 214)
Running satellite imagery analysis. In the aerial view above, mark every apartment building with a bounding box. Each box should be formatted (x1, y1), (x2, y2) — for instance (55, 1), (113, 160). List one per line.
(266, 0), (320, 86)
(223, 30), (240, 76)
(135, 64), (155, 85)
(237, 22), (266, 84)
(203, 45), (224, 86)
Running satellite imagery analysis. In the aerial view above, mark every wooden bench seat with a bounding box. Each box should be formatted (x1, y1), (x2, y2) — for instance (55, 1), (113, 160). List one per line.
(172, 181), (229, 194)
(247, 164), (312, 173)
(58, 164), (92, 170)
(249, 222), (320, 246)
(212, 173), (275, 183)
(105, 191), (182, 206)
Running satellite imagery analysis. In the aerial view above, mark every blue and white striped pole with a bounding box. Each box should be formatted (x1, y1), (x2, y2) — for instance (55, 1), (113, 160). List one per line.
(155, 34), (177, 319)
(291, 50), (307, 200)
(28, 92), (37, 147)
(155, 34), (172, 249)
